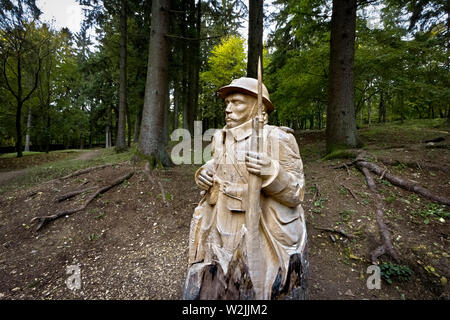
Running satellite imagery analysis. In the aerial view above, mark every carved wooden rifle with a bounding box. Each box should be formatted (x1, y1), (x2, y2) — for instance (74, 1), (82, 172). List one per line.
(246, 56), (265, 299)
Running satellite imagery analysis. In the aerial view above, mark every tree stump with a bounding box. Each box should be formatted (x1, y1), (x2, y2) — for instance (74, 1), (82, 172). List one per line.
(183, 240), (308, 300)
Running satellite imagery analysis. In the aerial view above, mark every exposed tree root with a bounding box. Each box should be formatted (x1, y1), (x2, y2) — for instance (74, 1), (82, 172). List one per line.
(313, 225), (353, 239)
(26, 163), (118, 198)
(312, 183), (321, 201)
(55, 186), (98, 203)
(59, 163), (114, 180)
(356, 159), (450, 206)
(144, 161), (169, 207)
(333, 151), (450, 263)
(340, 184), (357, 200)
(333, 151), (450, 205)
(424, 137), (445, 143)
(31, 172), (133, 231)
(358, 167), (400, 263)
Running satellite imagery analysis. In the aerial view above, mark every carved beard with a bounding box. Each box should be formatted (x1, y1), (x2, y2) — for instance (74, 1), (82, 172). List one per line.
(225, 101), (258, 128)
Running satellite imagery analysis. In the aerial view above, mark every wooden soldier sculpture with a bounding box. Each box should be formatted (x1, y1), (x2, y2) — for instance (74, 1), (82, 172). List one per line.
(183, 71), (308, 300)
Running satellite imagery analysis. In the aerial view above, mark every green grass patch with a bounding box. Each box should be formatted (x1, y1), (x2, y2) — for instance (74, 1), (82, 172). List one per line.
(359, 119), (448, 147)
(322, 149), (359, 161)
(412, 203), (449, 224)
(380, 262), (412, 284)
(0, 148), (134, 195)
(0, 151), (42, 158)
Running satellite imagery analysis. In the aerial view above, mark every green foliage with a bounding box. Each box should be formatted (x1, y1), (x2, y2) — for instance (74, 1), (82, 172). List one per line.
(199, 35), (247, 127)
(321, 149), (359, 160)
(385, 191), (397, 204)
(1, 0), (448, 157)
(339, 210), (355, 222)
(266, 0), (449, 130)
(413, 203), (450, 224)
(164, 192), (173, 201)
(314, 197), (326, 209)
(380, 262), (412, 284)
(88, 232), (100, 241)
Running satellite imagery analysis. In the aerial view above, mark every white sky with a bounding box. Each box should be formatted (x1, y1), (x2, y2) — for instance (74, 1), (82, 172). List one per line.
(37, 0), (276, 40)
(36, 0), (84, 33)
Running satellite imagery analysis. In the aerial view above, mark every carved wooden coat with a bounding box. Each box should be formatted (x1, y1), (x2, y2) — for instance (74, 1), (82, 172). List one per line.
(187, 119), (307, 299)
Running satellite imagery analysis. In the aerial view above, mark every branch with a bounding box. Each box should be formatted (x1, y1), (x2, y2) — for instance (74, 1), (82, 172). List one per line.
(2, 56), (18, 100)
(55, 186), (98, 203)
(144, 162), (169, 207)
(165, 34), (222, 41)
(31, 172), (133, 231)
(59, 163), (114, 180)
(22, 55), (42, 103)
(356, 159), (450, 206)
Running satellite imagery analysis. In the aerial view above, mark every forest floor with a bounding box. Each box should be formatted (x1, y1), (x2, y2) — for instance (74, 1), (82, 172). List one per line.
(0, 120), (449, 300)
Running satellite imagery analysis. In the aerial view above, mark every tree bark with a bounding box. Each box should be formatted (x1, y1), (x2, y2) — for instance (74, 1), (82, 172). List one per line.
(116, 0), (128, 152)
(138, 0), (172, 167)
(247, 0), (263, 78)
(126, 102), (132, 147)
(106, 124), (111, 148)
(173, 81), (180, 130)
(163, 82), (170, 145)
(24, 108), (31, 152)
(378, 91), (386, 123)
(358, 166), (400, 263)
(182, 0), (200, 136)
(325, 0), (359, 153)
(357, 159), (450, 206)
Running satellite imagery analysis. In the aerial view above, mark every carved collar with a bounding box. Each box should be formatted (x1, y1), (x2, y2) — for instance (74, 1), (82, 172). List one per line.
(224, 119), (254, 142)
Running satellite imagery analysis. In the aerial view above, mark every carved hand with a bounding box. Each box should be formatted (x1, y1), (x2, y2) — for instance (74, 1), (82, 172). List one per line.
(245, 151), (276, 178)
(197, 169), (214, 190)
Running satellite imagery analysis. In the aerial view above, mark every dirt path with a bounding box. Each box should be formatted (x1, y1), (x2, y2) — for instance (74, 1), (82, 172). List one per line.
(0, 150), (100, 186)
(74, 150), (100, 161)
(0, 169), (27, 186)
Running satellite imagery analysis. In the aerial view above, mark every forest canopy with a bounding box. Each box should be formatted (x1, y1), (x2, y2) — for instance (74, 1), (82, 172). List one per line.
(0, 0), (448, 157)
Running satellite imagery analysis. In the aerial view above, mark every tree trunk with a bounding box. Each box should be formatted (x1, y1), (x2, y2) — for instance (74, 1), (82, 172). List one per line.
(106, 125), (111, 148)
(45, 63), (52, 154)
(182, 0), (200, 136)
(138, 0), (172, 167)
(108, 105), (113, 147)
(16, 54), (23, 158)
(181, 1), (189, 132)
(45, 108), (50, 153)
(116, 0), (128, 152)
(325, 0), (359, 153)
(89, 110), (93, 148)
(126, 102), (132, 147)
(134, 104), (141, 142)
(247, 0), (263, 78)
(24, 108), (31, 152)
(132, 117), (138, 143)
(183, 241), (308, 300)
(163, 83), (170, 145)
(378, 91), (386, 123)
(447, 105), (450, 125)
(173, 81), (180, 130)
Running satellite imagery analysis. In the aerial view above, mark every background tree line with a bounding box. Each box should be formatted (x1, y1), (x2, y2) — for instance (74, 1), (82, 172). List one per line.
(0, 0), (448, 160)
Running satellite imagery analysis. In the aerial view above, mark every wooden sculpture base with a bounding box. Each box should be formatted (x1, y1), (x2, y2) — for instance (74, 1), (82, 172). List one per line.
(183, 241), (308, 300)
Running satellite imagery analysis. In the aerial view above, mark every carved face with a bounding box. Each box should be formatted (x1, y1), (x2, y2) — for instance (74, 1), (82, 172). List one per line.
(224, 93), (257, 129)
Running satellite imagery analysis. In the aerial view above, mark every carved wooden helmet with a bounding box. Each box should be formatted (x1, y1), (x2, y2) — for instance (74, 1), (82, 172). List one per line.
(217, 77), (275, 114)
